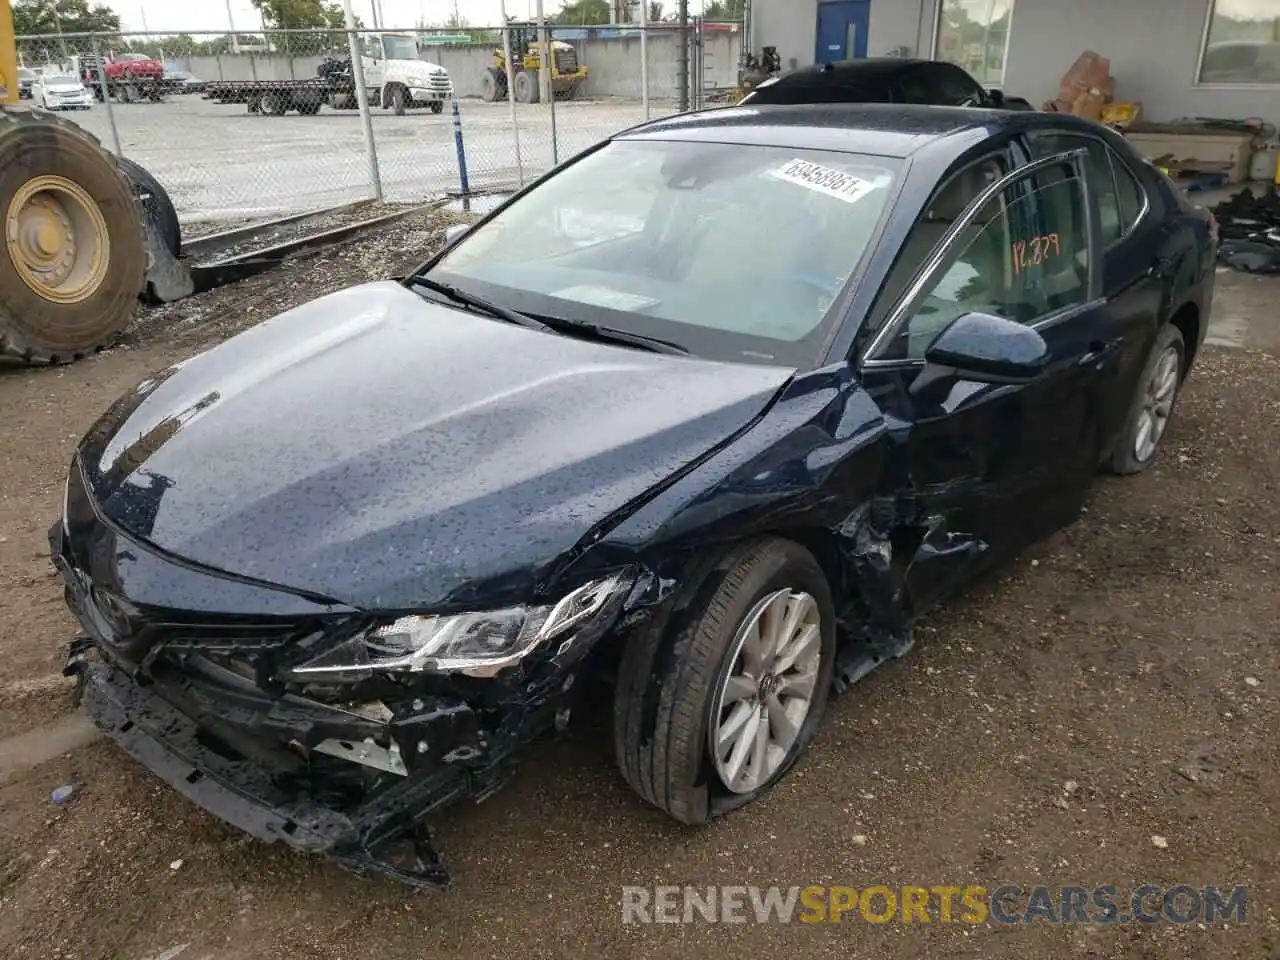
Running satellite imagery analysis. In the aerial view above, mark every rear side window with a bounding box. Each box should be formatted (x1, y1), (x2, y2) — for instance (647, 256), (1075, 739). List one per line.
(1110, 155), (1145, 231)
(744, 77), (890, 105)
(1029, 132), (1147, 245)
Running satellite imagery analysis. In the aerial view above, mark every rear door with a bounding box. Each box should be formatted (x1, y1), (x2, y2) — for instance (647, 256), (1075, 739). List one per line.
(857, 150), (1114, 611)
(1026, 129), (1165, 459)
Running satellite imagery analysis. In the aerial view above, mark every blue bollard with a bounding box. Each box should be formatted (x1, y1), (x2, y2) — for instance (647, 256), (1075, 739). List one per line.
(452, 100), (470, 197)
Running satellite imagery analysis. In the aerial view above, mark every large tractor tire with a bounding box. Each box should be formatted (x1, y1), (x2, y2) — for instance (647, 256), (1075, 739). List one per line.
(0, 106), (147, 364)
(479, 67), (505, 103)
(117, 156), (181, 259)
(514, 70), (540, 104)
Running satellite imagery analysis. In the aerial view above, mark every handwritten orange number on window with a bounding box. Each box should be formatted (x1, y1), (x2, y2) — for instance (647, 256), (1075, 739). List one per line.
(1011, 234), (1061, 275)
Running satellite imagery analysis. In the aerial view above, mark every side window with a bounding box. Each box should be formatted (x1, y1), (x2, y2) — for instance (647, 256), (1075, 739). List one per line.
(878, 160), (1090, 361)
(898, 68), (931, 103)
(1109, 152), (1145, 232)
(871, 155), (1007, 327)
(934, 65), (984, 105)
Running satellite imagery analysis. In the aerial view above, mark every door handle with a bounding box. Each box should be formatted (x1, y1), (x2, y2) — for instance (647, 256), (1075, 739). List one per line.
(1078, 338), (1120, 368)
(1147, 255), (1175, 278)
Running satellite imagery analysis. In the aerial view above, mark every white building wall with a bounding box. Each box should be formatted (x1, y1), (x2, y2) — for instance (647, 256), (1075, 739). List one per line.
(750, 0), (1279, 123)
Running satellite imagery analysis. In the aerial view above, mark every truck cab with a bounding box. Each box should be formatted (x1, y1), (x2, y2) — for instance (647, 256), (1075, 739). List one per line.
(359, 32), (453, 115)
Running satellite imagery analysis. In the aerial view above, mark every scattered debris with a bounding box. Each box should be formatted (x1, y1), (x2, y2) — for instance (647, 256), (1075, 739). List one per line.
(169, 858), (184, 871)
(1245, 676), (1260, 687)
(1211, 190), (1280, 274)
(49, 785), (75, 805)
(1063, 780), (1080, 795)
(1151, 835), (1169, 850)
(851, 835), (868, 847)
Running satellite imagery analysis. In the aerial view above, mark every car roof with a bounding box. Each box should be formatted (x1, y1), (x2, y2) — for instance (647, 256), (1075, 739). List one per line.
(619, 102), (1031, 159)
(770, 58), (938, 84)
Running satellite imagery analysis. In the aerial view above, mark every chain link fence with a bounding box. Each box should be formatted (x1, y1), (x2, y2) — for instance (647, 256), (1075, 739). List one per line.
(13, 23), (743, 232)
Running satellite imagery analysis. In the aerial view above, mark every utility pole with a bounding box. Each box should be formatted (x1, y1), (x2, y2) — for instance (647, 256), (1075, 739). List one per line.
(46, 1), (69, 60)
(225, 0), (240, 54)
(676, 0), (688, 111)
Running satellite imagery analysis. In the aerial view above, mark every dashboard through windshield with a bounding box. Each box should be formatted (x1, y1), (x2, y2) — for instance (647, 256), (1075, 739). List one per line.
(426, 139), (901, 366)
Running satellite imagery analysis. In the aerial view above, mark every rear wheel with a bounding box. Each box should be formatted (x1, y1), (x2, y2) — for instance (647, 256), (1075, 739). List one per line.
(297, 101), (321, 115)
(613, 538), (836, 824)
(514, 70), (539, 104)
(429, 100), (444, 114)
(0, 108), (146, 363)
(479, 67), (504, 102)
(1109, 323), (1185, 475)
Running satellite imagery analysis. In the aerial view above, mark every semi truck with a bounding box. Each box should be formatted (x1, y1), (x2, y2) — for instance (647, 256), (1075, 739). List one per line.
(203, 32), (453, 117)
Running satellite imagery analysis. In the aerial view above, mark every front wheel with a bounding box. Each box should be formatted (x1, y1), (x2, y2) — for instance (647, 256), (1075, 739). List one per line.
(429, 100), (444, 114)
(613, 538), (836, 824)
(1109, 322), (1185, 475)
(389, 86), (407, 116)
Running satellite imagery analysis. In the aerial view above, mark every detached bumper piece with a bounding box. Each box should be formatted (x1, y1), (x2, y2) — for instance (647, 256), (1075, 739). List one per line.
(74, 658), (496, 889)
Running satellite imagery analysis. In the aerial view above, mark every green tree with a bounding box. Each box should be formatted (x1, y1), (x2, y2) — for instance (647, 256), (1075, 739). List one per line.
(554, 0), (610, 25)
(703, 0), (745, 20)
(13, 0), (120, 36)
(649, 2), (663, 21)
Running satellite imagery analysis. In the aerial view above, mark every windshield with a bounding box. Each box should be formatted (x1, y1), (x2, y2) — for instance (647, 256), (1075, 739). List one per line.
(382, 35), (419, 60)
(428, 139), (900, 366)
(44, 73), (79, 83)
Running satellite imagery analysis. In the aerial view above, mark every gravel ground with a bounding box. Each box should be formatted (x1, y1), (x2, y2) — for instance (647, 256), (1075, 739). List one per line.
(0, 220), (1276, 959)
(54, 96), (666, 226)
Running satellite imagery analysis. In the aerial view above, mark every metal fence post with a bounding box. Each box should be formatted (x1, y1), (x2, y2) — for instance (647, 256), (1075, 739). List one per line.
(536, 0), (558, 166)
(452, 100), (470, 196)
(500, 17), (525, 188)
(93, 46), (123, 157)
(677, 0), (690, 112)
(340, 12), (383, 202)
(639, 8), (651, 120)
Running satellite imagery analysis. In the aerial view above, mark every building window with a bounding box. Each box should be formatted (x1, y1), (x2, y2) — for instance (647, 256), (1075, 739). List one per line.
(934, 0), (1015, 88)
(1200, 0), (1280, 84)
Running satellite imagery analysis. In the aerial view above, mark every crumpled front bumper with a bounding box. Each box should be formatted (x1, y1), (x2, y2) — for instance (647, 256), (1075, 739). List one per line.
(72, 653), (491, 887)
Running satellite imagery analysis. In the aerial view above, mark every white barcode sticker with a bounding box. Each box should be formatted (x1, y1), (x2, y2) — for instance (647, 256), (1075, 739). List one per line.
(769, 158), (879, 204)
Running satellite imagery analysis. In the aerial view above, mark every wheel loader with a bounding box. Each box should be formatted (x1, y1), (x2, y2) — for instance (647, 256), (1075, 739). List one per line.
(0, 0), (160, 363)
(479, 19), (588, 104)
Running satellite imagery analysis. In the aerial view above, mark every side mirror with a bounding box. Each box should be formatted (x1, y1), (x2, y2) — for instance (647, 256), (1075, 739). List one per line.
(986, 88), (1006, 107)
(913, 311), (1049, 395)
(443, 223), (470, 245)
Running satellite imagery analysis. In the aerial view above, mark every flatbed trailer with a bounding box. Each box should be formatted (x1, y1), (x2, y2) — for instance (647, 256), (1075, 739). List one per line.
(202, 78), (351, 115)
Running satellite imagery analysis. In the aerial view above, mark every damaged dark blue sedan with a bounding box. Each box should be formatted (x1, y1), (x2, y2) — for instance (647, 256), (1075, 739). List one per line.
(53, 104), (1216, 888)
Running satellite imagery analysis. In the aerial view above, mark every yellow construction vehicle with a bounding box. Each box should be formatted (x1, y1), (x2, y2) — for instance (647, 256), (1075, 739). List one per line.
(0, 0), (150, 363)
(479, 19), (588, 104)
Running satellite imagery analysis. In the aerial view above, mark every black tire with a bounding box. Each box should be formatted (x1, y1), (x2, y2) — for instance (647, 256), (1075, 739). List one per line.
(429, 100), (444, 114)
(613, 537), (837, 825)
(479, 67), (503, 102)
(117, 156), (181, 258)
(297, 101), (321, 115)
(1108, 323), (1186, 475)
(514, 70), (539, 104)
(0, 106), (147, 364)
(260, 92), (287, 116)
(389, 85), (407, 116)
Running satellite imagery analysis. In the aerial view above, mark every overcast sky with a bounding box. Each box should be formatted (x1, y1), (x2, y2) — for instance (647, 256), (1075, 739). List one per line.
(103, 0), (709, 34)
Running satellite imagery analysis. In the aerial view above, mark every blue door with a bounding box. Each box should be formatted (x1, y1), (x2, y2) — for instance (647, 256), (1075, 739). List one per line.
(815, 0), (870, 64)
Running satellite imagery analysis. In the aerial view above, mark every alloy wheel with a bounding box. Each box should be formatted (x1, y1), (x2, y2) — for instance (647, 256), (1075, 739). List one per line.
(708, 588), (823, 795)
(1133, 345), (1180, 463)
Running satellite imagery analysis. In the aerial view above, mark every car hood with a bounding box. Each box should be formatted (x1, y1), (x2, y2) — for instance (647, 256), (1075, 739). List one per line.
(78, 282), (792, 611)
(45, 82), (86, 93)
(396, 60), (448, 81)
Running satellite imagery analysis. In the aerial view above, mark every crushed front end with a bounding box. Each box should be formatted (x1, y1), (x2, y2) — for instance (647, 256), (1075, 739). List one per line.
(52, 457), (639, 889)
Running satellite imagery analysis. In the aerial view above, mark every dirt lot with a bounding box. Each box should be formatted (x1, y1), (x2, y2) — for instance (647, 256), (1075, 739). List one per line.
(0, 216), (1277, 959)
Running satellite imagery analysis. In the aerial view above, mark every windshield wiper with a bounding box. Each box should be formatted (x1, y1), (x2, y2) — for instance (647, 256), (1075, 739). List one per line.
(411, 277), (550, 333)
(536, 316), (690, 356)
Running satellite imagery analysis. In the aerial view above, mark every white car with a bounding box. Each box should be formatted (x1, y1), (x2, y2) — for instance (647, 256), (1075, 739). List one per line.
(35, 72), (94, 110)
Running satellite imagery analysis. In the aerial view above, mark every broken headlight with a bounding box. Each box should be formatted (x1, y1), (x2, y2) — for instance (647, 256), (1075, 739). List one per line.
(288, 571), (633, 680)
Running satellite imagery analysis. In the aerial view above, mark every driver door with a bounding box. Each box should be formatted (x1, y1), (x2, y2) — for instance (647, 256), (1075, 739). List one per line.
(857, 150), (1117, 613)
(361, 36), (384, 99)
